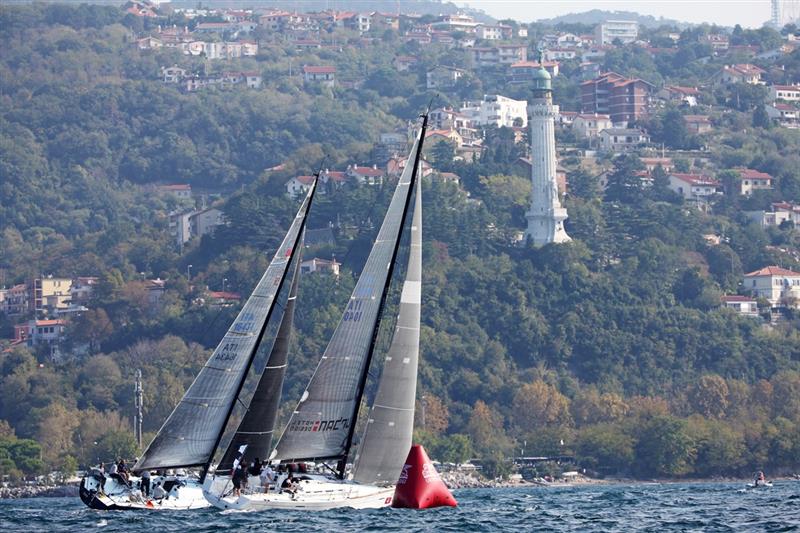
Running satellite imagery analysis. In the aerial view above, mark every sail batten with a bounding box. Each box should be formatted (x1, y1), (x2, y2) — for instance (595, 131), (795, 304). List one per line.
(133, 183), (316, 474)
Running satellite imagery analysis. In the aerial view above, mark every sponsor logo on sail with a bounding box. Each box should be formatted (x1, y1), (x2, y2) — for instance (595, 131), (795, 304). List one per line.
(288, 417), (350, 433)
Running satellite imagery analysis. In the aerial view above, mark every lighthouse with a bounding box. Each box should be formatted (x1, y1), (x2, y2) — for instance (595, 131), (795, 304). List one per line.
(524, 51), (571, 246)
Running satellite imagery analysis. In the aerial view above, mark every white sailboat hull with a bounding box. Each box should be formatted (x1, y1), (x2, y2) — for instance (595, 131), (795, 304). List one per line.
(79, 472), (210, 510)
(204, 474), (395, 510)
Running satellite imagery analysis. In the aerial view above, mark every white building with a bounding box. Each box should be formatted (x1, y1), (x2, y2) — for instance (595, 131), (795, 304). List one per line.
(303, 65), (335, 88)
(743, 266), (800, 307)
(745, 202), (800, 227)
(736, 168), (773, 195)
(169, 207), (225, 246)
(598, 128), (649, 153)
(300, 257), (341, 277)
(595, 20), (638, 45)
(476, 24), (502, 40)
(770, 84), (800, 101)
(721, 295), (759, 317)
(426, 66), (467, 90)
(524, 61), (570, 246)
(667, 173), (722, 201)
(572, 113), (613, 138)
(460, 94), (528, 128)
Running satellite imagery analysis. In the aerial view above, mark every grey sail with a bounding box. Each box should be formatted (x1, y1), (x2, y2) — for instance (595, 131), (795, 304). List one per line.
(351, 178), (421, 486)
(271, 126), (426, 464)
(216, 246), (302, 473)
(134, 182), (316, 473)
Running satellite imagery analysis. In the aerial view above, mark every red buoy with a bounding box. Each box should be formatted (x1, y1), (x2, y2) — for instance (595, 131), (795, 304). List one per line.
(392, 444), (458, 509)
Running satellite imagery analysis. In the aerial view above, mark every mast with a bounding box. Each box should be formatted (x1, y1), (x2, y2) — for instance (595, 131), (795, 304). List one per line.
(200, 179), (318, 482)
(337, 112), (429, 479)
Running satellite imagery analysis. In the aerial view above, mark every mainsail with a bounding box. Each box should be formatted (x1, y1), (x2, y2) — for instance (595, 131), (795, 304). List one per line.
(134, 182), (316, 474)
(216, 248), (302, 473)
(271, 120), (427, 466)
(351, 177), (421, 485)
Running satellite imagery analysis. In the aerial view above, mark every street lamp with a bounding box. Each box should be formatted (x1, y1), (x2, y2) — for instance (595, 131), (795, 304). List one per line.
(187, 264), (193, 281)
(222, 278), (228, 292)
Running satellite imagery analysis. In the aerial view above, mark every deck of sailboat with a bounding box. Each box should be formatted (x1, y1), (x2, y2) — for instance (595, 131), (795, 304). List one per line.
(205, 474), (395, 510)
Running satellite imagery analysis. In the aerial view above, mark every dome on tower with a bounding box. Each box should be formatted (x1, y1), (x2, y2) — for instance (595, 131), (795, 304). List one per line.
(531, 65), (551, 94)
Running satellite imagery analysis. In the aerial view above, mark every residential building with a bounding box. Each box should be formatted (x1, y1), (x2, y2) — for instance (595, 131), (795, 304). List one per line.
(657, 86), (700, 107)
(169, 207), (225, 246)
(476, 24), (502, 40)
(426, 66), (467, 90)
(430, 13), (480, 33)
(544, 48), (578, 61)
(598, 128), (649, 153)
(571, 113), (613, 138)
(70, 277), (98, 304)
(32, 276), (72, 315)
(162, 66), (187, 83)
(766, 103), (800, 128)
(745, 202), (800, 227)
(13, 319), (67, 348)
(146, 278), (166, 309)
(770, 84), (800, 101)
(735, 168), (773, 195)
(460, 94), (528, 128)
(743, 266), (800, 307)
(721, 295), (759, 317)
(711, 64), (766, 85)
(156, 183), (192, 199)
(0, 284), (28, 316)
(300, 257), (341, 277)
(640, 157), (673, 173)
(667, 173), (722, 201)
(346, 165), (384, 186)
(684, 115), (712, 134)
(701, 34), (730, 52)
(393, 55), (418, 72)
(205, 290), (242, 308)
(470, 45), (527, 67)
(595, 20), (638, 45)
(302, 65), (336, 87)
(581, 72), (655, 124)
(508, 61), (560, 84)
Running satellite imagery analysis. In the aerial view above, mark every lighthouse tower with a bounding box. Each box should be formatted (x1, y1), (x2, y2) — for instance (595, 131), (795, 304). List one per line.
(524, 51), (570, 246)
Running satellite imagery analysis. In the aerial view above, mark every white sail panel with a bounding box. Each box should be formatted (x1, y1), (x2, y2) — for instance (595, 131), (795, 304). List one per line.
(352, 178), (421, 485)
(134, 185), (315, 472)
(271, 132), (423, 463)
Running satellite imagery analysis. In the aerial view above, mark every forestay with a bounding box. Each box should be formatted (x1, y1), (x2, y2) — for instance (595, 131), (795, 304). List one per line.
(271, 132), (423, 463)
(134, 185), (315, 472)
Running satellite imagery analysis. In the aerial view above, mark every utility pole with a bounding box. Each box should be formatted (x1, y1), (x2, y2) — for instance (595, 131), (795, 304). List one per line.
(134, 369), (143, 448)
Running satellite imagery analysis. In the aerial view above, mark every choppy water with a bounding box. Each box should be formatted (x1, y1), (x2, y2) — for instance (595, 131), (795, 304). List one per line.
(1, 482), (798, 532)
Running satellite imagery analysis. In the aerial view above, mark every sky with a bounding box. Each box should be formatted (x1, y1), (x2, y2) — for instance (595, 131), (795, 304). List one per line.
(459, 0), (774, 28)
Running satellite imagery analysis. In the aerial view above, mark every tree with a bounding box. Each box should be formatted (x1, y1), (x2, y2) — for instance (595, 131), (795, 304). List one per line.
(604, 154), (646, 204)
(662, 108), (689, 149)
(688, 374), (730, 419)
(577, 424), (635, 475)
(467, 400), (511, 455)
(568, 169), (601, 201)
(633, 416), (695, 477)
(753, 104), (771, 129)
(431, 139), (456, 166)
(511, 380), (572, 433)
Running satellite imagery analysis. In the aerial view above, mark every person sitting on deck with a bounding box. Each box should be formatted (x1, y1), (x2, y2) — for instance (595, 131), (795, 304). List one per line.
(117, 459), (130, 484)
(280, 474), (298, 497)
(152, 481), (167, 501)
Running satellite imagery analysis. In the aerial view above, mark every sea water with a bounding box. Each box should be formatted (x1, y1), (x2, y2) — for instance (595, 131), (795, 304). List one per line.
(1, 482), (798, 532)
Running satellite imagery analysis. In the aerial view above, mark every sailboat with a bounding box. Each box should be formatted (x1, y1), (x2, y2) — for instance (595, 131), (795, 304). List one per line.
(204, 112), (428, 511)
(78, 180), (317, 510)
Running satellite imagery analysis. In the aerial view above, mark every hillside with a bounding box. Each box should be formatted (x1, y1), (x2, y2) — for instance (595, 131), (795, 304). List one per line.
(0, 3), (798, 481)
(538, 9), (687, 29)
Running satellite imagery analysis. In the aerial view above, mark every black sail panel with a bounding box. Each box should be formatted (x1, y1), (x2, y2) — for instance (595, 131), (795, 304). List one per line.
(216, 248), (302, 473)
(271, 130), (424, 463)
(352, 178), (421, 486)
(133, 184), (315, 472)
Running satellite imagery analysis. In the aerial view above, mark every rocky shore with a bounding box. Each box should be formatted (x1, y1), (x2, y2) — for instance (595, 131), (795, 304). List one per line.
(0, 485), (78, 499)
(441, 471), (607, 489)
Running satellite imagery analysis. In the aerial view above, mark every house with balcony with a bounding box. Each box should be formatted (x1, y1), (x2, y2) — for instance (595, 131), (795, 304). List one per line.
(721, 295), (759, 317)
(303, 65), (336, 87)
(572, 113), (613, 138)
(743, 266), (800, 307)
(597, 128), (649, 153)
(667, 173), (722, 202)
(735, 168), (773, 195)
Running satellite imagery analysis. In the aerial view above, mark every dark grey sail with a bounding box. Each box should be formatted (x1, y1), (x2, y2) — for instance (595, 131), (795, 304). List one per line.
(271, 124), (427, 466)
(134, 182), (316, 473)
(351, 177), (421, 486)
(216, 247), (302, 473)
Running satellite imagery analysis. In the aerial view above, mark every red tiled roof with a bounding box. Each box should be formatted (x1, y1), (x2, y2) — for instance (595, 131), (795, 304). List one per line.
(772, 84), (800, 91)
(158, 184), (191, 191)
(208, 291), (241, 299)
(294, 175), (316, 185)
(303, 65), (336, 74)
(736, 168), (771, 180)
(35, 319), (66, 326)
(744, 266), (800, 277)
(670, 173), (719, 186)
(351, 166), (383, 177)
(667, 86), (700, 95)
(721, 295), (756, 302)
